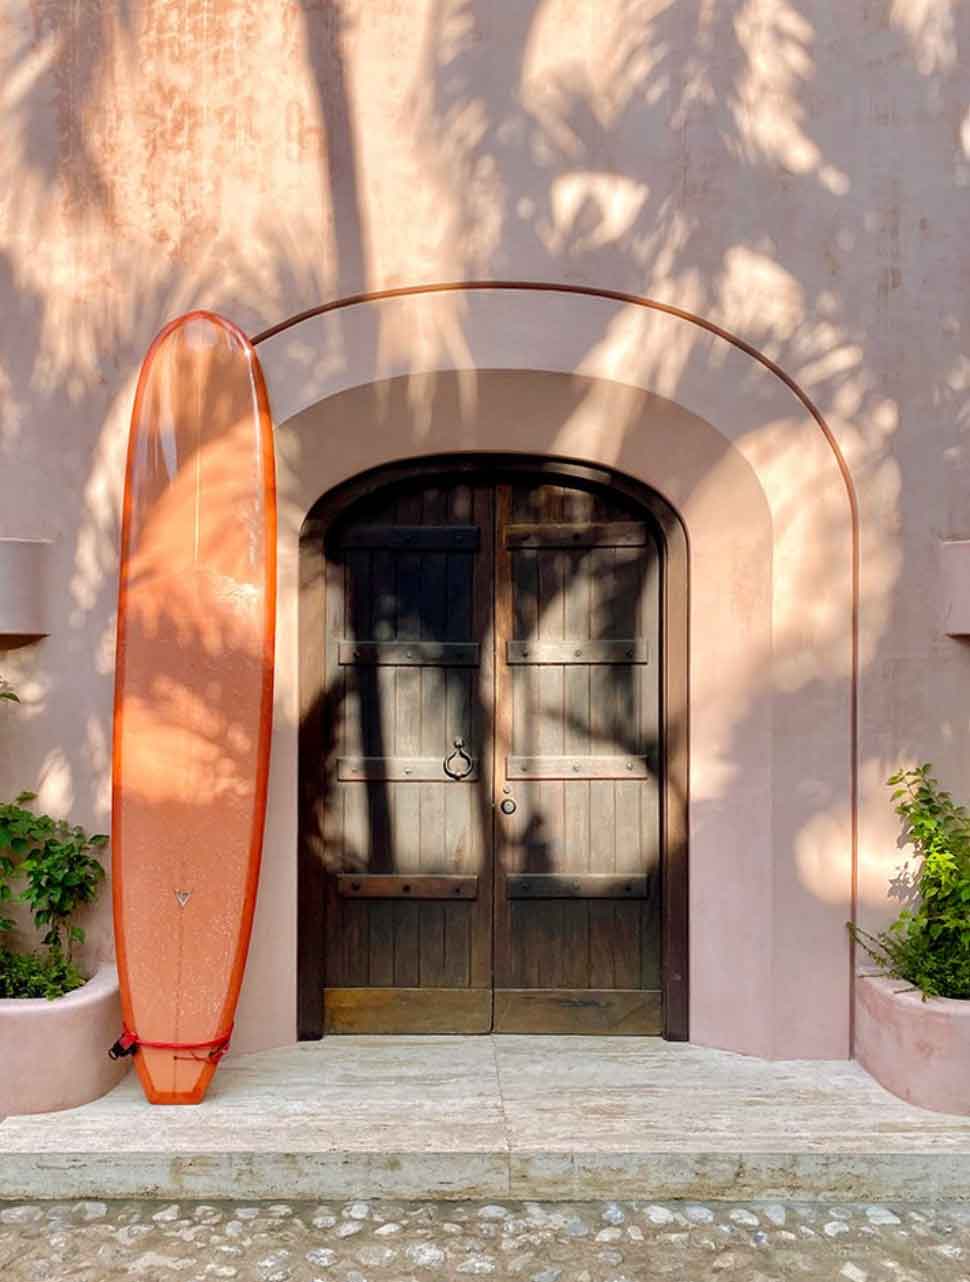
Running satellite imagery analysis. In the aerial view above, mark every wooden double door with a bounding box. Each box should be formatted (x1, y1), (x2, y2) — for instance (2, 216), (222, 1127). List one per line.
(304, 468), (667, 1035)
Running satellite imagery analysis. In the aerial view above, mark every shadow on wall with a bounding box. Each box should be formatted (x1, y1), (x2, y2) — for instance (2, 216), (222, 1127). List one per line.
(0, 0), (968, 962)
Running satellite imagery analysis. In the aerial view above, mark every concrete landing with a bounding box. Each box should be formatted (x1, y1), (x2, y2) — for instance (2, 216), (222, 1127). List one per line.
(2, 1037), (970, 1201)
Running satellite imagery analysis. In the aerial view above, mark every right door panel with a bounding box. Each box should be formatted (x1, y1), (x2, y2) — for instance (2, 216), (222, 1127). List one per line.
(493, 480), (663, 1033)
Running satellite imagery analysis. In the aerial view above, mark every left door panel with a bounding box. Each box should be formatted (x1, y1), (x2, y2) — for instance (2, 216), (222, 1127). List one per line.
(319, 480), (494, 1032)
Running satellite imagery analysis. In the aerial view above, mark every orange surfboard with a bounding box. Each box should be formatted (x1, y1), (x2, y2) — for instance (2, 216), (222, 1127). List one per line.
(111, 312), (276, 1104)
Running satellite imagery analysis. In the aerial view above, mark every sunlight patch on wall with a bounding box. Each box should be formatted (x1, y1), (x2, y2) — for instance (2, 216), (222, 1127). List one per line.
(345, 0), (502, 286)
(35, 747), (74, 818)
(0, 649), (51, 725)
(576, 300), (703, 401)
(0, 363), (24, 451)
(550, 376), (653, 465)
(68, 381), (133, 620)
(678, 448), (776, 800)
(891, 0), (957, 75)
(741, 417), (855, 687)
(374, 295), (477, 437)
(840, 406), (903, 673)
(795, 802), (853, 906)
(86, 714), (111, 819)
(520, 0), (668, 131)
(717, 246), (803, 346)
(540, 173), (649, 256)
(733, 0), (849, 193)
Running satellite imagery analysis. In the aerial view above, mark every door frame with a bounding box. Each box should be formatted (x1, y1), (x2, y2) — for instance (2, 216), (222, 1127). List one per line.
(297, 454), (689, 1040)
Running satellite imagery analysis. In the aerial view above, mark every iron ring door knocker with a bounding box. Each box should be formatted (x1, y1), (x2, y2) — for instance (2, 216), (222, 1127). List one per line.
(443, 737), (474, 780)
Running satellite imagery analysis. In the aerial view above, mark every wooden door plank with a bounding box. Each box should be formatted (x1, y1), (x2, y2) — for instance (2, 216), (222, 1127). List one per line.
(641, 894), (663, 991)
(365, 547), (395, 871)
(560, 539), (591, 991)
(418, 534), (449, 989)
(393, 501), (423, 880)
(586, 537), (619, 995)
(613, 778), (644, 990)
(468, 482), (495, 993)
(493, 485), (517, 991)
(367, 900), (395, 987)
(415, 484), (448, 992)
(385, 491), (425, 988)
(420, 547), (449, 840)
(534, 532), (565, 989)
(335, 543), (374, 991)
(493, 988), (662, 1035)
(392, 901), (421, 988)
(635, 524), (663, 999)
(442, 901), (473, 988)
(419, 898), (448, 987)
(612, 904), (643, 990)
(325, 987), (492, 1034)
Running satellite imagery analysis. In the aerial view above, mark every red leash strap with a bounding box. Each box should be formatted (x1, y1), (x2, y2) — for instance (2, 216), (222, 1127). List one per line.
(109, 1026), (233, 1063)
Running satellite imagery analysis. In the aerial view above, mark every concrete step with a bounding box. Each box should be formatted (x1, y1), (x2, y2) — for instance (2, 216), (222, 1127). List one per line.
(2, 1037), (969, 1201)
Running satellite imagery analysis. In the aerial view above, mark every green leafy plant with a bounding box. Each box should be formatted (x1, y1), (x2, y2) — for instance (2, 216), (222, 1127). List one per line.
(0, 792), (106, 998)
(0, 947), (85, 999)
(0, 681), (22, 933)
(849, 764), (970, 999)
(0, 843), (15, 935)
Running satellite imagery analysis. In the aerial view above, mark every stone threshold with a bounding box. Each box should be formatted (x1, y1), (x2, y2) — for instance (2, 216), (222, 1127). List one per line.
(1, 1036), (969, 1201)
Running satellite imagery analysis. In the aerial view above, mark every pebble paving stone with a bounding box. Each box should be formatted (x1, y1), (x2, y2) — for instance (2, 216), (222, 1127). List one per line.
(0, 1199), (968, 1280)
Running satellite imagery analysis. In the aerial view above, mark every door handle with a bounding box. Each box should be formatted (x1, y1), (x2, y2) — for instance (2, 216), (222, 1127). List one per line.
(443, 738), (473, 780)
(500, 797), (517, 815)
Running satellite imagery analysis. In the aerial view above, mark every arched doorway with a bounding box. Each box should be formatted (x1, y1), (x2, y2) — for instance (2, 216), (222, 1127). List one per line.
(298, 456), (688, 1039)
(246, 296), (855, 1063)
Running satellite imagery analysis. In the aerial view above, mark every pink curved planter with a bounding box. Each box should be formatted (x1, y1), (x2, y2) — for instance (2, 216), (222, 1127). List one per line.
(855, 973), (970, 1116)
(0, 963), (128, 1116)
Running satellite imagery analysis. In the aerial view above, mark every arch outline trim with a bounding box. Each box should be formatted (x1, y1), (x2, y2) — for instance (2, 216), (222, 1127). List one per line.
(252, 281), (860, 1053)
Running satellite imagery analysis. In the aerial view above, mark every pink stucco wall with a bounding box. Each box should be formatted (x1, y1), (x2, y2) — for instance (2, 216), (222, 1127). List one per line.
(1, 2), (967, 1059)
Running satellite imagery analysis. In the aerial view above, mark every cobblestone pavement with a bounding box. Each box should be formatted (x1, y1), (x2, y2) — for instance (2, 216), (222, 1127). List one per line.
(1, 1199), (968, 1281)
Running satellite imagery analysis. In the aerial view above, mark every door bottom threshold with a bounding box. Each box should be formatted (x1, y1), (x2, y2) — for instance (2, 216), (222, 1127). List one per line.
(323, 987), (663, 1035)
(324, 987), (491, 1034)
(493, 988), (662, 1035)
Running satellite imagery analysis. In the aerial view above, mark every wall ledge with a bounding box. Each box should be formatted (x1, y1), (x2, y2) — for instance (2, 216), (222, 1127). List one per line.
(0, 538), (51, 639)
(940, 540), (970, 637)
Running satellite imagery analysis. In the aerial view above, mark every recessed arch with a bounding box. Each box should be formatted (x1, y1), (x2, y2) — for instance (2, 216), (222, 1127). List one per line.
(233, 286), (857, 1062)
